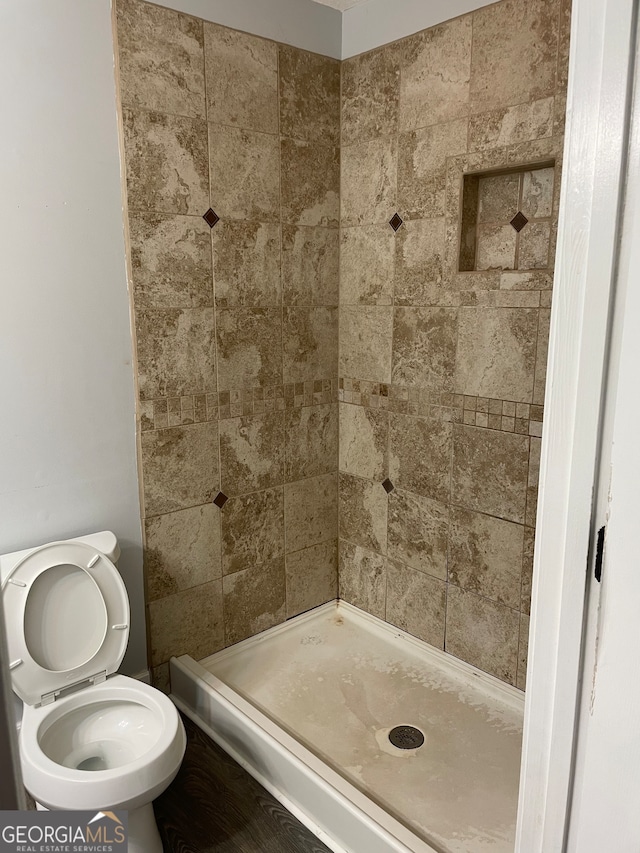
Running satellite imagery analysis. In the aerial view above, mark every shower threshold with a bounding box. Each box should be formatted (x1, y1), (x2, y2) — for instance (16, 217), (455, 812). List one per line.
(170, 601), (523, 853)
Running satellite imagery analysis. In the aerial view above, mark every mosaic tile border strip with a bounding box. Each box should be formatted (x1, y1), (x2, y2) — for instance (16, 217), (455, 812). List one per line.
(338, 377), (543, 437)
(141, 379), (338, 431)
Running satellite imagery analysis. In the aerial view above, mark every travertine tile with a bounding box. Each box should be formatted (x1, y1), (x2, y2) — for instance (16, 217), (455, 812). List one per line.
(221, 487), (284, 576)
(209, 124), (279, 221)
(533, 308), (551, 405)
(145, 504), (221, 601)
(286, 540), (338, 617)
(446, 586), (519, 684)
(389, 414), (452, 504)
(386, 560), (446, 648)
(468, 98), (554, 152)
(123, 109), (208, 214)
(339, 306), (393, 382)
(223, 558), (286, 645)
(339, 403), (388, 481)
(283, 307), (337, 383)
(339, 540), (386, 619)
(476, 224), (517, 270)
(451, 424), (529, 523)
(141, 422), (219, 516)
(398, 119), (468, 219)
(392, 307), (457, 389)
(448, 507), (524, 608)
(470, 0), (559, 114)
(340, 225), (395, 305)
(135, 308), (216, 399)
(455, 307), (538, 402)
(400, 16), (472, 131)
(518, 222), (551, 269)
(279, 46), (340, 144)
(339, 473), (388, 554)
(526, 436), (542, 528)
(116, 0), (205, 118)
(521, 167), (555, 218)
(557, 0), (572, 92)
(129, 212), (212, 308)
(282, 226), (339, 305)
(212, 221), (281, 307)
(387, 489), (448, 580)
(216, 307), (282, 390)
(341, 137), (397, 227)
(219, 411), (285, 495)
(281, 139), (340, 226)
(521, 527), (535, 614)
(517, 613), (530, 690)
(285, 404), (337, 481)
(394, 218), (446, 305)
(148, 580), (224, 665)
(204, 23), (277, 134)
(151, 663), (171, 694)
(285, 473), (337, 552)
(477, 173), (520, 223)
(341, 46), (400, 145)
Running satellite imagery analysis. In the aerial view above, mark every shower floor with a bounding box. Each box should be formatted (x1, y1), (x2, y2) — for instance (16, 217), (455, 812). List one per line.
(171, 601), (523, 853)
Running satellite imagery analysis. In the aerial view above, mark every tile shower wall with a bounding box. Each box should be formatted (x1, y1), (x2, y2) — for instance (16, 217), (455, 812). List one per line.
(338, 0), (570, 688)
(115, 0), (340, 687)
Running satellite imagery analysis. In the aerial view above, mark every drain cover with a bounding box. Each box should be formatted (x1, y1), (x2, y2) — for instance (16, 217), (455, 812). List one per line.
(388, 725), (425, 750)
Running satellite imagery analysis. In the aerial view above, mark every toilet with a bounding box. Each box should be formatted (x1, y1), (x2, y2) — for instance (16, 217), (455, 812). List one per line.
(0, 531), (186, 853)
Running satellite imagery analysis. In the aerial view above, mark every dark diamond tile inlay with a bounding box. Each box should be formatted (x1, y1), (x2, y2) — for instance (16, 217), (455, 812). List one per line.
(510, 211), (528, 232)
(389, 213), (403, 232)
(382, 478), (395, 493)
(203, 208), (220, 228)
(213, 491), (228, 508)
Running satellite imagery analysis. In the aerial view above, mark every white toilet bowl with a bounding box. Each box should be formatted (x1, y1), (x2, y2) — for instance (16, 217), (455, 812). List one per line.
(0, 532), (187, 853)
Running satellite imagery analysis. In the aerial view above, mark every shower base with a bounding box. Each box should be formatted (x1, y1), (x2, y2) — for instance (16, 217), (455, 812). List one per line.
(170, 601), (523, 853)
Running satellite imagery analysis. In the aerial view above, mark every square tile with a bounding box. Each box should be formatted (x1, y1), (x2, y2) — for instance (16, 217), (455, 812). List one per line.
(517, 613), (530, 690)
(386, 560), (446, 648)
(339, 403), (388, 481)
(526, 436), (542, 528)
(392, 307), (457, 389)
(281, 139), (339, 226)
(340, 225), (395, 305)
(389, 414), (452, 503)
(387, 489), (448, 580)
(213, 221), (281, 307)
(394, 218), (447, 305)
(286, 540), (338, 617)
(468, 98), (554, 152)
(534, 308), (551, 405)
(285, 473), (337, 553)
(221, 487), (284, 575)
(223, 558), (286, 645)
(219, 411), (285, 495)
(341, 46), (400, 145)
(339, 306), (393, 383)
(216, 307), (282, 390)
(123, 109), (208, 215)
(341, 137), (397, 227)
(518, 221), (552, 269)
(279, 46), (340, 144)
(209, 124), (280, 221)
(451, 424), (529, 523)
(339, 540), (386, 619)
(477, 173), (520, 223)
(283, 307), (337, 383)
(141, 422), (219, 516)
(476, 224), (517, 270)
(204, 23), (277, 134)
(148, 580), (224, 666)
(445, 586), (519, 684)
(521, 167), (555, 218)
(285, 403), (337, 481)
(145, 504), (221, 601)
(339, 473), (388, 554)
(282, 226), (339, 305)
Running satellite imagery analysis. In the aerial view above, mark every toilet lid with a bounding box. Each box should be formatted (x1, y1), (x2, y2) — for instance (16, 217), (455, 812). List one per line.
(2, 541), (129, 706)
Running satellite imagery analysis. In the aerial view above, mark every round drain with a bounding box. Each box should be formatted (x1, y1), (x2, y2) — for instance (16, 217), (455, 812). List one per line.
(388, 725), (425, 750)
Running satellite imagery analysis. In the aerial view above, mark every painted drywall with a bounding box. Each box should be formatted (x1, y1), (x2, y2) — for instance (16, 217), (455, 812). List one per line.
(0, 0), (146, 675)
(158, 0), (342, 58)
(342, 0), (494, 57)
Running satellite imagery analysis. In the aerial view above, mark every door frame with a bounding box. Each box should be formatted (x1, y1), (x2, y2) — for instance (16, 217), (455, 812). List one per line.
(516, 0), (638, 849)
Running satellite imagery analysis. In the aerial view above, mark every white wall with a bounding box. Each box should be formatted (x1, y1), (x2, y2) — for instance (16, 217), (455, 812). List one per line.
(0, 1), (146, 675)
(342, 0), (492, 58)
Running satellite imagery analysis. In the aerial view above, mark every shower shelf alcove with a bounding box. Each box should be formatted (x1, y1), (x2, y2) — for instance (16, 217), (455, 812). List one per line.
(170, 600), (524, 853)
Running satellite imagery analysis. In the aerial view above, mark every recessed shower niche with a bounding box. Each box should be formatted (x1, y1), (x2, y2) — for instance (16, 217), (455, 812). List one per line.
(459, 163), (556, 272)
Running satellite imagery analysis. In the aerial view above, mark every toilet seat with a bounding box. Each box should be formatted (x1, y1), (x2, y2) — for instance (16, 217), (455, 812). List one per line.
(2, 541), (129, 707)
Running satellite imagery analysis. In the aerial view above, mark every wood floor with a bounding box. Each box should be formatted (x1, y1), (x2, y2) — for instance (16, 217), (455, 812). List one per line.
(154, 714), (332, 853)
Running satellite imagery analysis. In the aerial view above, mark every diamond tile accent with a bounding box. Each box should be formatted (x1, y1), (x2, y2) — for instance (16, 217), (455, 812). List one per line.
(213, 491), (228, 508)
(382, 478), (395, 493)
(203, 208), (220, 228)
(389, 213), (403, 232)
(510, 211), (528, 232)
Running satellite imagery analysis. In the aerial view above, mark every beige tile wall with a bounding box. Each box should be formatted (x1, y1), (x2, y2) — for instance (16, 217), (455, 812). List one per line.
(338, 0), (570, 689)
(115, 0), (340, 688)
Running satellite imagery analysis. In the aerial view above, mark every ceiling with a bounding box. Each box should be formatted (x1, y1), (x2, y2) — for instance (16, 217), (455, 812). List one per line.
(309, 0), (370, 11)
